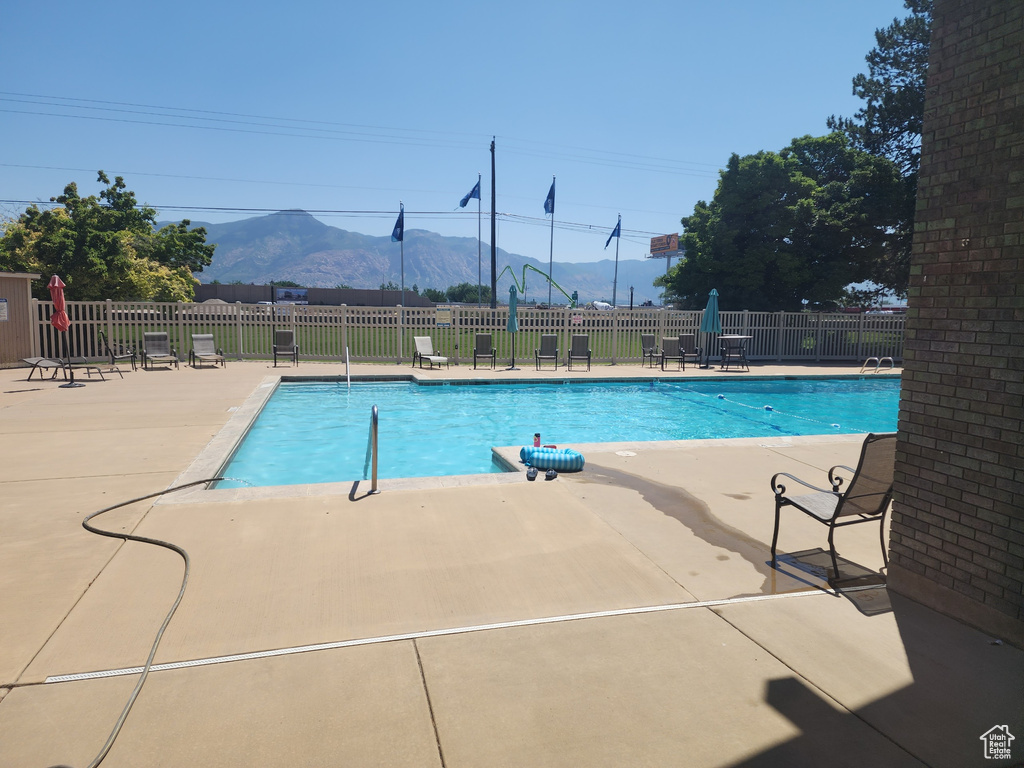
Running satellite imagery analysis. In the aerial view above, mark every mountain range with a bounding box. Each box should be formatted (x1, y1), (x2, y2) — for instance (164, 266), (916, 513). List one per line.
(187, 210), (666, 304)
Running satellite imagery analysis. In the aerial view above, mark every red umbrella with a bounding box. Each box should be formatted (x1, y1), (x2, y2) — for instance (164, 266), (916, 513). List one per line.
(47, 275), (70, 332)
(47, 275), (83, 387)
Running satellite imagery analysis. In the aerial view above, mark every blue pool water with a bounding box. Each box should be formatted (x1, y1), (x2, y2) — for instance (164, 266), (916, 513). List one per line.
(216, 378), (900, 488)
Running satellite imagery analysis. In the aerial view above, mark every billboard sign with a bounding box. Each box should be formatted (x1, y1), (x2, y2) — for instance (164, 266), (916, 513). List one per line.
(275, 288), (308, 305)
(650, 234), (679, 255)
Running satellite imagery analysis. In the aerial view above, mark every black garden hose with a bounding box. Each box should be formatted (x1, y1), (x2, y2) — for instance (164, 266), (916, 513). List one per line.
(49, 478), (221, 768)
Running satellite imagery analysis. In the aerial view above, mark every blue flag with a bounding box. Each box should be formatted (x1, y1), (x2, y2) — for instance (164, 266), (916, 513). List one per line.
(459, 180), (481, 208)
(391, 204), (404, 242)
(605, 217), (621, 249)
(544, 179), (555, 215)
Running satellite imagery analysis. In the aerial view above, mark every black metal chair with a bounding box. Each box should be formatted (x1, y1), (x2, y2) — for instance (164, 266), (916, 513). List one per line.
(640, 334), (659, 368)
(770, 432), (898, 581)
(273, 330), (299, 367)
(535, 335), (558, 370)
(660, 337), (683, 370)
(99, 330), (137, 371)
(567, 334), (591, 371)
(679, 333), (702, 368)
(473, 333), (496, 369)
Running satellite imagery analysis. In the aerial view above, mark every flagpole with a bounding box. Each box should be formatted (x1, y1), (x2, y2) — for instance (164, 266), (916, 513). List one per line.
(399, 201), (405, 308)
(548, 175), (555, 306)
(477, 172), (482, 307)
(612, 214), (621, 307)
(490, 138), (497, 310)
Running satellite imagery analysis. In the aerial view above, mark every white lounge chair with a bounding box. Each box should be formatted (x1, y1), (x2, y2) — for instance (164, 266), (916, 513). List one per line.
(413, 336), (448, 369)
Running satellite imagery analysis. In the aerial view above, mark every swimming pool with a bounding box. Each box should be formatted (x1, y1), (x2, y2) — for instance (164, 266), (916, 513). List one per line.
(216, 377), (900, 488)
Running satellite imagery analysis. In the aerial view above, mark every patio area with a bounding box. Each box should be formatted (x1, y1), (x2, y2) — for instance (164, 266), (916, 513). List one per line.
(0, 359), (1019, 767)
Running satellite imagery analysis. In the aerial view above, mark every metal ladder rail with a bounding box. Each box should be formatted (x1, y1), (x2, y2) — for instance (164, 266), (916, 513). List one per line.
(364, 405), (380, 494)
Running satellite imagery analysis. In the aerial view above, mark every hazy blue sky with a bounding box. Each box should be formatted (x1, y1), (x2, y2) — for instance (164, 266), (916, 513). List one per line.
(1, 0), (910, 267)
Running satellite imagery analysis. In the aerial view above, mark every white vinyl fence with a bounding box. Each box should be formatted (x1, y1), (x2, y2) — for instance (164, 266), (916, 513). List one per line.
(30, 300), (905, 366)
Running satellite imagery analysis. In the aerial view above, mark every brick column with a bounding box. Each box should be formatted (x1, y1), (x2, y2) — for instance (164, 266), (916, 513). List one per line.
(888, 0), (1024, 644)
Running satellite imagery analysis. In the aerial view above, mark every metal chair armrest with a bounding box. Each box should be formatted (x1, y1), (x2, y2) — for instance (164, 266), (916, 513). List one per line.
(827, 465), (857, 490)
(770, 471), (835, 497)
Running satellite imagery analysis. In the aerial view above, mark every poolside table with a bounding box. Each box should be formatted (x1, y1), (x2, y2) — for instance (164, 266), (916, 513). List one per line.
(719, 335), (751, 371)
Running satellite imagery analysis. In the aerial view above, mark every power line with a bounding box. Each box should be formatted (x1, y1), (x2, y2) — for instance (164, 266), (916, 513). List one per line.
(0, 199), (669, 239)
(0, 91), (727, 177)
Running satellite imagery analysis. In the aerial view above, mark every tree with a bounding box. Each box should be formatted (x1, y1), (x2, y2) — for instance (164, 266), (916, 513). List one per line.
(658, 134), (907, 311)
(422, 287), (447, 302)
(827, 0), (932, 295)
(446, 282), (490, 304)
(827, 0), (932, 176)
(0, 172), (214, 301)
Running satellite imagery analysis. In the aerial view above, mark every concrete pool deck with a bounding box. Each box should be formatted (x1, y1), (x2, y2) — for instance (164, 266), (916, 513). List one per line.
(1, 359), (1021, 767)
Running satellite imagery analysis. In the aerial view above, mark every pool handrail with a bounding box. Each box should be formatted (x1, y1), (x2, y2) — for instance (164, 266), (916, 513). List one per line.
(369, 405), (379, 494)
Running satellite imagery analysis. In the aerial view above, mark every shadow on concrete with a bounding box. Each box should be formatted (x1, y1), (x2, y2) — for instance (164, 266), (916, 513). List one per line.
(774, 548), (890, 617)
(727, 592), (1024, 768)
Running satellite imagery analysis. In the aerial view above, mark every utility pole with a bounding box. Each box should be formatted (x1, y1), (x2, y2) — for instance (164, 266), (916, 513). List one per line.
(490, 138), (497, 309)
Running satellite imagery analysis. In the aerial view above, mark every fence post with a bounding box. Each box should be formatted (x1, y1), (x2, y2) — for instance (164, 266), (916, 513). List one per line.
(235, 303), (243, 359)
(105, 299), (114, 354)
(30, 298), (40, 357)
(857, 312), (866, 361)
(814, 313), (822, 362)
(340, 304), (349, 362)
(398, 305), (404, 364)
(611, 308), (619, 364)
(177, 301), (185, 356)
(775, 312), (783, 361)
(452, 305), (461, 365)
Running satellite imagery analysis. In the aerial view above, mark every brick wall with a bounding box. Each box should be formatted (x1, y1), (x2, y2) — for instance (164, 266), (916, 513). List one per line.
(888, 0), (1024, 643)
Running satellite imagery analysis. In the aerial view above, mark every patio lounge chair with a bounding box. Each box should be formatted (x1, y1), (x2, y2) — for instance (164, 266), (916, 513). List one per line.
(660, 337), (683, 370)
(567, 334), (591, 371)
(22, 357), (66, 381)
(641, 334), (659, 368)
(770, 432), (898, 581)
(142, 332), (179, 370)
(680, 334), (702, 367)
(473, 333), (496, 370)
(190, 334), (226, 368)
(98, 330), (137, 371)
(535, 334), (558, 370)
(412, 336), (448, 369)
(273, 330), (299, 367)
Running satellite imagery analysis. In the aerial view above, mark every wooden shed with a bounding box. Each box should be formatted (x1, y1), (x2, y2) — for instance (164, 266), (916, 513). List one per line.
(0, 272), (41, 367)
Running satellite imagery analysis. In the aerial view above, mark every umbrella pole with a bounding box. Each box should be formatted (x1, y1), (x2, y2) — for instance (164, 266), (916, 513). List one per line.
(59, 330), (85, 388)
(506, 333), (520, 371)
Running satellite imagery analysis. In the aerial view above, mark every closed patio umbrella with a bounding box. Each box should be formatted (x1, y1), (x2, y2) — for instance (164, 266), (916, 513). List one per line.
(48, 274), (84, 388)
(698, 288), (722, 369)
(505, 284), (520, 371)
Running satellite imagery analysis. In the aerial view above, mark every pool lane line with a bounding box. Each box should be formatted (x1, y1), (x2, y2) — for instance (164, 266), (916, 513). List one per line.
(45, 584), (883, 684)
